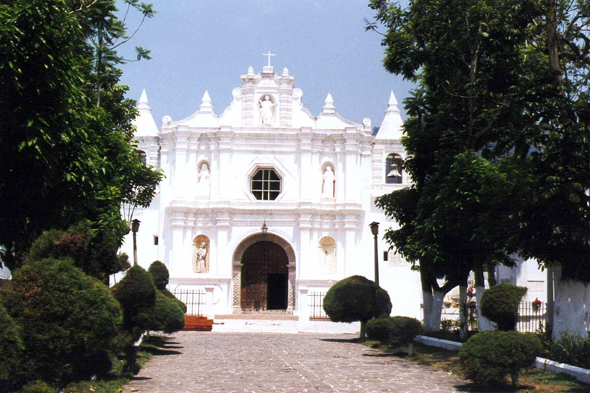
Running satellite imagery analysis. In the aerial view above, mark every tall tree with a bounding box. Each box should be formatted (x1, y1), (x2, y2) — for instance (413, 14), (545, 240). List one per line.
(371, 0), (590, 337)
(369, 0), (545, 330)
(0, 0), (162, 272)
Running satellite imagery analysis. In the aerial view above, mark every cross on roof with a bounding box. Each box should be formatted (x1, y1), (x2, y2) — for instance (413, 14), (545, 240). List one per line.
(263, 51), (275, 67)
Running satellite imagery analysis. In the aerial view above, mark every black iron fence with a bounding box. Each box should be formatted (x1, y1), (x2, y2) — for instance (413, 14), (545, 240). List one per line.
(309, 291), (330, 320)
(170, 288), (206, 316)
(517, 301), (546, 333)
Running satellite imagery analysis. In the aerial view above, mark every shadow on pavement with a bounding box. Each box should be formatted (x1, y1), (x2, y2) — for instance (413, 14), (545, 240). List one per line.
(320, 338), (360, 343)
(141, 347), (183, 356)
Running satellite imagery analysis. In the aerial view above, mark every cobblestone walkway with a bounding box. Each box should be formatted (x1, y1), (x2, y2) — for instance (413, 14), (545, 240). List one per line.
(124, 332), (470, 393)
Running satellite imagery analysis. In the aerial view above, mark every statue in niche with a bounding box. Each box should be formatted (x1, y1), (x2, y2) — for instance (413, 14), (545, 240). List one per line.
(193, 241), (209, 273)
(322, 166), (335, 198)
(197, 163), (210, 196)
(259, 95), (275, 124)
(318, 237), (336, 275)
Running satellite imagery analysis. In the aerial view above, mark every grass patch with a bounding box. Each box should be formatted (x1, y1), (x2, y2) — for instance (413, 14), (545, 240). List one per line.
(363, 341), (589, 392)
(60, 335), (170, 393)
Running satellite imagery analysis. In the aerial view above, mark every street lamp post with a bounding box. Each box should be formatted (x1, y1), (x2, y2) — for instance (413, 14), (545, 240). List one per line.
(132, 219), (141, 266)
(369, 222), (380, 286)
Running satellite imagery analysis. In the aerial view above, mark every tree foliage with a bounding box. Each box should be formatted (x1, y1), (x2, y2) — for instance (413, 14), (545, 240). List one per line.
(370, 0), (590, 334)
(0, 0), (162, 271)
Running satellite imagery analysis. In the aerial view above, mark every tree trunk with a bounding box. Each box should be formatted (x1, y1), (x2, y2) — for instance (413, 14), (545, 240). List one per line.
(427, 290), (445, 331)
(458, 284), (468, 339)
(474, 264), (495, 331)
(421, 273), (434, 330)
(359, 320), (367, 341)
(552, 277), (590, 339)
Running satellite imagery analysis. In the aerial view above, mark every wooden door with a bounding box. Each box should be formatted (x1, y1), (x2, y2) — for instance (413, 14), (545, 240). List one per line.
(241, 241), (288, 311)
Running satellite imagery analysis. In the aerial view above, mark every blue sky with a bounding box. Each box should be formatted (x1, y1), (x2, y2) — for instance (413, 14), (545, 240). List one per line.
(117, 1), (414, 128)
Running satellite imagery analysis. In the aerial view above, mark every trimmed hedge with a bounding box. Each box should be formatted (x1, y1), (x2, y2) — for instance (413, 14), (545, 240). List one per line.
(161, 288), (187, 314)
(111, 265), (157, 338)
(367, 316), (423, 351)
(148, 260), (169, 290)
(136, 290), (185, 334)
(323, 275), (391, 339)
(459, 330), (542, 386)
(481, 283), (527, 331)
(0, 301), (23, 391)
(2, 258), (122, 384)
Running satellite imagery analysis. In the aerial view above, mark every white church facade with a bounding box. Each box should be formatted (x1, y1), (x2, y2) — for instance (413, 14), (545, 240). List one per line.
(123, 61), (547, 324)
(124, 61), (423, 320)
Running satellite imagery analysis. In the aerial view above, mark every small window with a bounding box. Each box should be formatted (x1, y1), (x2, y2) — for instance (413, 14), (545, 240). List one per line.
(251, 169), (281, 200)
(153, 236), (159, 245)
(383, 251), (388, 261)
(385, 153), (403, 184)
(138, 150), (147, 164)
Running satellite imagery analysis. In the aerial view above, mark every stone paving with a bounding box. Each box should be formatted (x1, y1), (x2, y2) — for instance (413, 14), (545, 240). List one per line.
(123, 332), (471, 393)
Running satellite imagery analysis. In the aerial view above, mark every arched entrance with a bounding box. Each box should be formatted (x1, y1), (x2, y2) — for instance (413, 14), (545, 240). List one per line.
(241, 241), (288, 310)
(232, 233), (296, 313)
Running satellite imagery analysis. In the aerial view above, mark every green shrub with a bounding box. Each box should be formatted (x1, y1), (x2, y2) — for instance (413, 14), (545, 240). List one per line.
(367, 317), (394, 342)
(111, 265), (157, 373)
(148, 260), (169, 290)
(388, 316), (423, 345)
(0, 301), (23, 391)
(111, 265), (157, 338)
(480, 283), (527, 331)
(161, 288), (187, 314)
(460, 331), (542, 386)
(135, 291), (185, 334)
(2, 258), (122, 385)
(323, 275), (392, 339)
(19, 380), (58, 393)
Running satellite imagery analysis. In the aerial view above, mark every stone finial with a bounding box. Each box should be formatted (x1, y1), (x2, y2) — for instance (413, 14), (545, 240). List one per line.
(137, 89), (151, 111)
(199, 90), (214, 113)
(375, 90), (403, 140)
(282, 67), (290, 77)
(386, 91), (400, 114)
(322, 93), (336, 115)
(132, 89), (159, 136)
(247, 66), (255, 76)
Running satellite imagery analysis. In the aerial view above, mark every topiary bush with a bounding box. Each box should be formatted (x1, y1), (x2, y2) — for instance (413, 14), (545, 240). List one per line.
(323, 275), (392, 340)
(148, 260), (169, 290)
(480, 283), (527, 331)
(135, 290), (185, 334)
(366, 316), (423, 354)
(161, 288), (187, 314)
(111, 265), (157, 337)
(2, 258), (122, 385)
(366, 317), (394, 342)
(111, 265), (157, 373)
(0, 301), (24, 391)
(388, 316), (423, 346)
(19, 380), (58, 393)
(459, 330), (542, 386)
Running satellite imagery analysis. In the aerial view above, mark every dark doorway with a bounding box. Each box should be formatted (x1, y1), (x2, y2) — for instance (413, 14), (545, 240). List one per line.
(267, 273), (288, 309)
(241, 241), (288, 311)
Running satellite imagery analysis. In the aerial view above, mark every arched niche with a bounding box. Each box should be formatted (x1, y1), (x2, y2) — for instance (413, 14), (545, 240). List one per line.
(192, 235), (210, 273)
(320, 161), (336, 198)
(318, 236), (337, 275)
(196, 161), (210, 197)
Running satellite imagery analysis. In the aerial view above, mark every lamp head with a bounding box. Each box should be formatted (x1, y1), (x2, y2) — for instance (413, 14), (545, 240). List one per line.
(369, 221), (379, 236)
